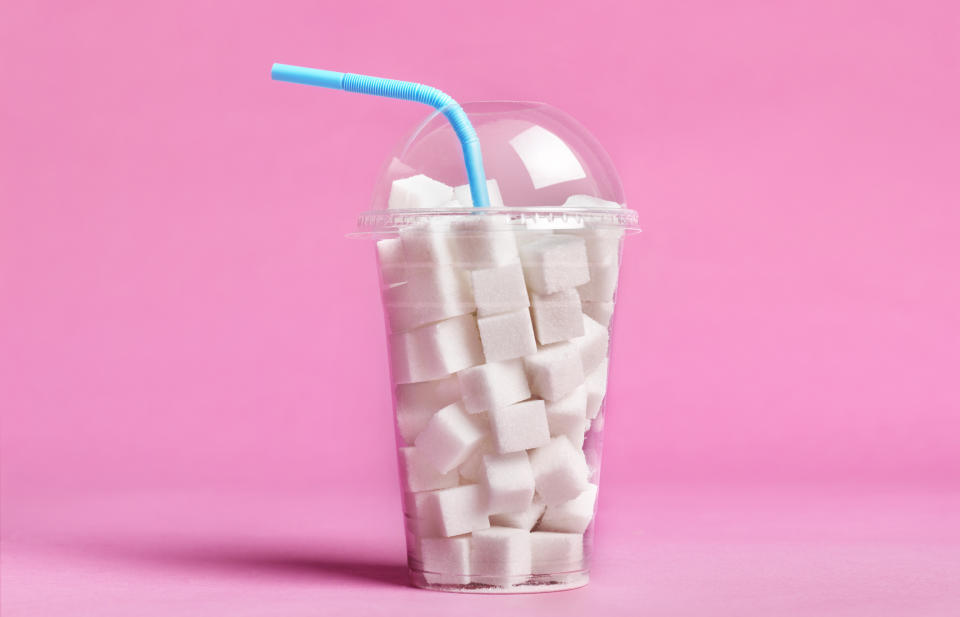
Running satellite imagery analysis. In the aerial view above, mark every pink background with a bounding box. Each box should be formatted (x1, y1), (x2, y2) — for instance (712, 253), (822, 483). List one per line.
(1, 1), (958, 615)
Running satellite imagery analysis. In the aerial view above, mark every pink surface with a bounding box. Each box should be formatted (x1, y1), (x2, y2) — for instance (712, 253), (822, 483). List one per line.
(3, 486), (959, 615)
(1, 0), (959, 614)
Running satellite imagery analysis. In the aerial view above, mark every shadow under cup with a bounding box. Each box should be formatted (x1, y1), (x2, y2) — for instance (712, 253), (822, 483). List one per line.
(372, 212), (629, 593)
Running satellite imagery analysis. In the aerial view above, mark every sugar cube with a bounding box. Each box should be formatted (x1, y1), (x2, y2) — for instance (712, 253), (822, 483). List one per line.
(402, 263), (475, 326)
(585, 359), (608, 420)
(529, 436), (589, 506)
(405, 491), (443, 537)
(396, 375), (461, 445)
(382, 282), (417, 333)
(388, 174), (454, 210)
(530, 531), (584, 575)
(421, 484), (491, 537)
(518, 235), (590, 295)
(415, 402), (487, 473)
(572, 314), (609, 375)
(573, 227), (622, 302)
(471, 527), (532, 587)
(565, 418), (589, 449)
(400, 219), (454, 265)
(481, 451), (535, 515)
(516, 228), (552, 245)
(390, 315), (484, 384)
(453, 179), (505, 208)
(458, 359), (530, 414)
(400, 446), (460, 493)
(538, 484), (598, 534)
(489, 399), (551, 454)
(457, 436), (495, 483)
(376, 238), (406, 287)
(530, 288), (584, 345)
(581, 300), (614, 327)
(470, 261), (530, 317)
(490, 496), (546, 531)
(523, 342), (585, 401)
(420, 536), (471, 585)
(578, 263), (619, 302)
(544, 384), (587, 436)
(583, 228), (624, 262)
(383, 273), (473, 333)
(476, 309), (537, 362)
(449, 215), (518, 269)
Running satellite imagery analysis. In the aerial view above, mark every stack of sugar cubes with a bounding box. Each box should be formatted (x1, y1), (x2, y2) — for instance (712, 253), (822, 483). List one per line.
(379, 174), (622, 590)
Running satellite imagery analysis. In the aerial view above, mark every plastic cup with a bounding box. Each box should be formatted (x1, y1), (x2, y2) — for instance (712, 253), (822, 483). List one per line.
(357, 102), (639, 592)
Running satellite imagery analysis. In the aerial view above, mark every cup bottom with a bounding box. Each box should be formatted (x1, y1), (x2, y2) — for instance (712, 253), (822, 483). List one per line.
(410, 569), (589, 594)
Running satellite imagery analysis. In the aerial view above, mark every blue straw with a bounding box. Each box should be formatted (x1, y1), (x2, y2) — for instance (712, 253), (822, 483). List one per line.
(271, 63), (490, 208)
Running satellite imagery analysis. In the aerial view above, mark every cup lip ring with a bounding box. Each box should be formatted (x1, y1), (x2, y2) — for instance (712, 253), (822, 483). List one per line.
(351, 206), (641, 238)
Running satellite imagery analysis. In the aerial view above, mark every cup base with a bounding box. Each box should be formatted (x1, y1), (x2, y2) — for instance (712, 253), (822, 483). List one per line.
(410, 570), (589, 594)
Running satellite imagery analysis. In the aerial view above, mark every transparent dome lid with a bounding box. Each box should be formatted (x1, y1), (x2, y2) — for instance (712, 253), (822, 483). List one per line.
(357, 101), (640, 233)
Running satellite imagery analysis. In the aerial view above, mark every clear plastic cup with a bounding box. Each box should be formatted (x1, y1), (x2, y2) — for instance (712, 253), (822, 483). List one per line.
(356, 102), (639, 592)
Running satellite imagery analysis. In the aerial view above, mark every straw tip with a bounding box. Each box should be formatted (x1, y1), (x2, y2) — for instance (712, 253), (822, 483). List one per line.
(269, 63), (346, 90)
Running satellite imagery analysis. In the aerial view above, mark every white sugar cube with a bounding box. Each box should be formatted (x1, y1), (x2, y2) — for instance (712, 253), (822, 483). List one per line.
(564, 226), (622, 261)
(581, 300), (614, 327)
(544, 384), (588, 436)
(383, 264), (474, 332)
(420, 536), (471, 585)
(396, 375), (461, 445)
(453, 179), (504, 208)
(450, 215), (518, 269)
(389, 174), (454, 210)
(572, 314), (609, 375)
(402, 263), (475, 326)
(565, 418), (590, 449)
(574, 228), (622, 302)
(421, 484), (491, 537)
(405, 491), (443, 537)
(523, 342), (585, 401)
(390, 315), (484, 384)
(383, 277), (472, 333)
(530, 531), (584, 575)
(481, 451), (535, 515)
(457, 436), (495, 483)
(538, 484), (598, 534)
(490, 496), (546, 531)
(400, 446), (460, 492)
(518, 235), (590, 295)
(400, 219), (454, 265)
(376, 238), (406, 287)
(476, 309), (537, 362)
(578, 262), (619, 302)
(458, 359), (530, 414)
(530, 288), (584, 345)
(529, 436), (589, 506)
(382, 282), (417, 333)
(489, 399), (551, 454)
(586, 228), (624, 261)
(415, 402), (487, 473)
(585, 359), (608, 420)
(471, 527), (532, 587)
(515, 229), (553, 248)
(470, 261), (530, 317)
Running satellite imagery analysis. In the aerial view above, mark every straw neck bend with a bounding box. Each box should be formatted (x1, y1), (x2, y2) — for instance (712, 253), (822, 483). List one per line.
(271, 63), (490, 208)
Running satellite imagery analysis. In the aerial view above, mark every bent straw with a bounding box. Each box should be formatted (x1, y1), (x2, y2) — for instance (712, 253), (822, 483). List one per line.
(271, 63), (490, 207)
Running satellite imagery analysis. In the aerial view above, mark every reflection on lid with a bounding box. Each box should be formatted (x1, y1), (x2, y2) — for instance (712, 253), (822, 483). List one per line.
(508, 125), (587, 190)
